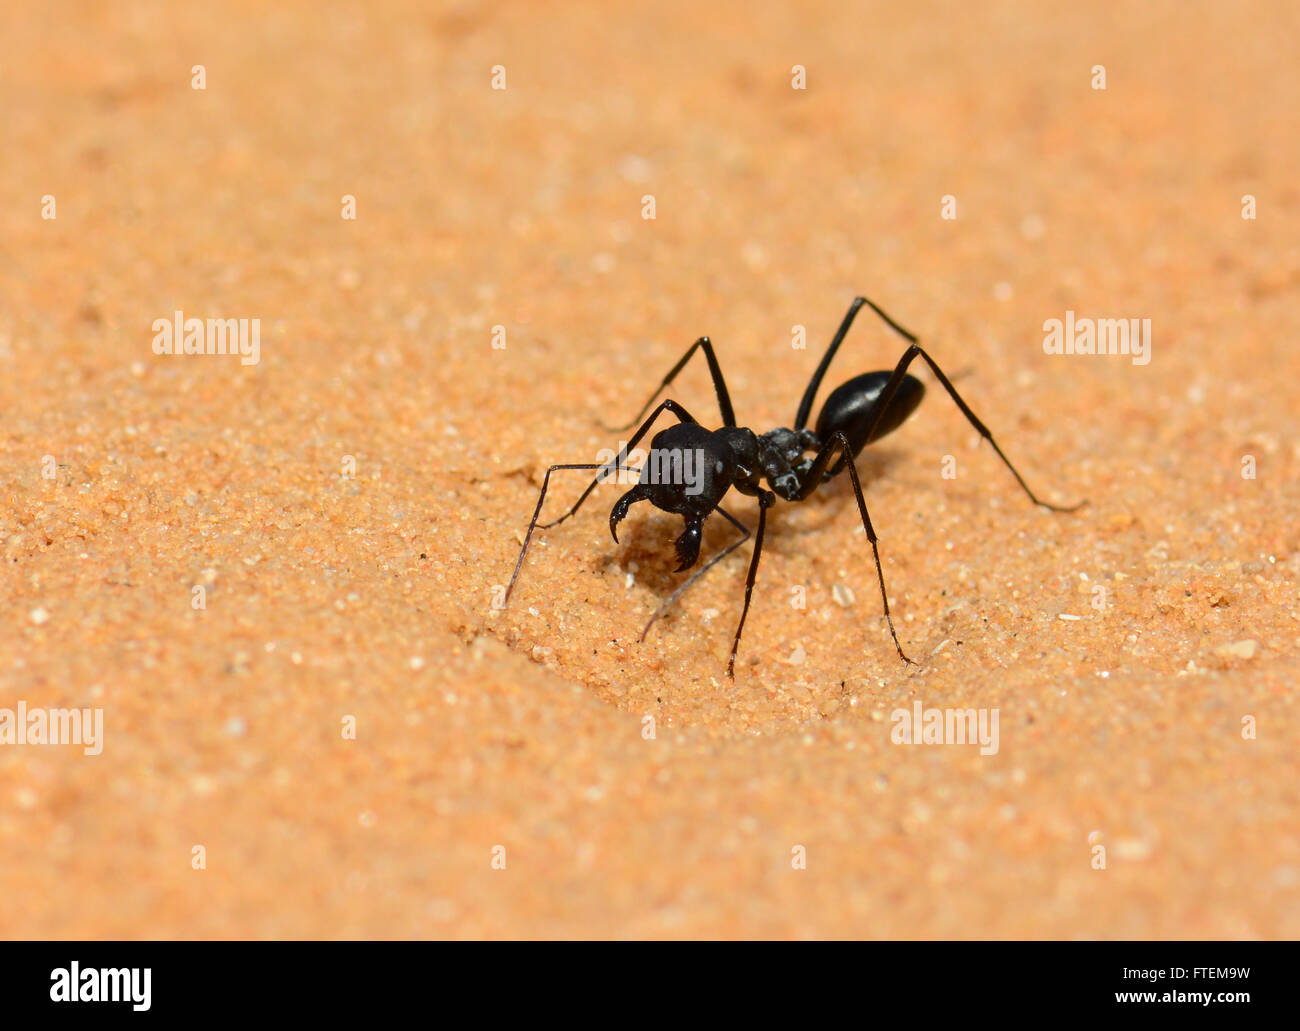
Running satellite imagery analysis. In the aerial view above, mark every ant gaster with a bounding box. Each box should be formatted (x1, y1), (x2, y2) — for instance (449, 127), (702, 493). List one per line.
(506, 296), (1083, 677)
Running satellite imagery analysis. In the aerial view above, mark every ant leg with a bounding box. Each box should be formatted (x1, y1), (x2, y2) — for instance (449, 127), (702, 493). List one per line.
(727, 491), (775, 678)
(795, 432), (915, 665)
(638, 506), (750, 642)
(794, 296), (918, 430)
(855, 344), (1085, 512)
(504, 463), (605, 605)
(605, 337), (737, 431)
(537, 399), (700, 531)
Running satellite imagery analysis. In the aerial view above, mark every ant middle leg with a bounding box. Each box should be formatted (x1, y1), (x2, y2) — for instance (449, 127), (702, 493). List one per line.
(727, 491), (775, 678)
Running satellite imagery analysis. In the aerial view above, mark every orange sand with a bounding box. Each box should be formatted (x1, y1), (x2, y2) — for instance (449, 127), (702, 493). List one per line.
(2, 0), (1297, 938)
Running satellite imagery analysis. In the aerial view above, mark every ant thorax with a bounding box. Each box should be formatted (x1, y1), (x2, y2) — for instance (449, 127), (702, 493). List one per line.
(757, 426), (816, 500)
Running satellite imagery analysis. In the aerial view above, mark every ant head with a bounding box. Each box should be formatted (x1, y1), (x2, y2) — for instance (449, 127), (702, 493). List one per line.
(608, 423), (736, 571)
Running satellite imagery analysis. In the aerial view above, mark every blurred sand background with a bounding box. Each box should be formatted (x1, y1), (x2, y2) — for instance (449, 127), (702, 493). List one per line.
(2, 0), (1298, 938)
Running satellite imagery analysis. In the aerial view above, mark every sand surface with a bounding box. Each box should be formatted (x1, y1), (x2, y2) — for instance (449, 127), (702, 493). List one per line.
(3, 1), (1298, 938)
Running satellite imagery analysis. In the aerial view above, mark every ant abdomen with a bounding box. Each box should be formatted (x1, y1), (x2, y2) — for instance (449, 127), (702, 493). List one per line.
(815, 371), (926, 456)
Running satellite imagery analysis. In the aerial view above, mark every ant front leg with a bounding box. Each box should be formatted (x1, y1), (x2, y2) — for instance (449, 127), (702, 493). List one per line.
(504, 463), (606, 606)
(796, 432), (915, 665)
(860, 344), (1086, 513)
(538, 399), (700, 530)
(505, 400), (702, 606)
(605, 337), (737, 431)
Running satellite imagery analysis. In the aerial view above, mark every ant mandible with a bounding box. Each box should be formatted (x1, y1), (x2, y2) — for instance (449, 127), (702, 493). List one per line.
(505, 295), (1084, 678)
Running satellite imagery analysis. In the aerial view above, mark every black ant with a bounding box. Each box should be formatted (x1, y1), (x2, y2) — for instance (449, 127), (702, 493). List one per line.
(505, 296), (1083, 677)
